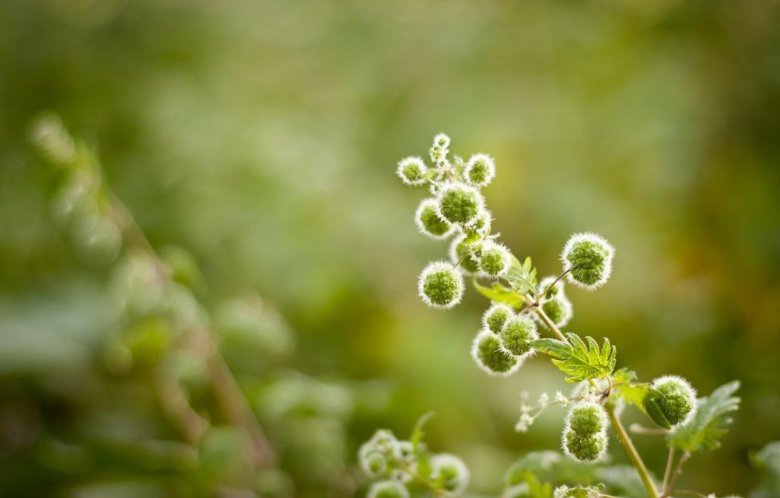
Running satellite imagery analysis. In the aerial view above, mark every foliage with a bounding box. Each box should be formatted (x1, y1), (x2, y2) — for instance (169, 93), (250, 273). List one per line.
(667, 381), (741, 453)
(532, 334), (617, 383)
(358, 132), (754, 498)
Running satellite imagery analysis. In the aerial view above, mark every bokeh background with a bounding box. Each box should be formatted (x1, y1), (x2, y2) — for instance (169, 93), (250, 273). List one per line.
(1, 0), (780, 497)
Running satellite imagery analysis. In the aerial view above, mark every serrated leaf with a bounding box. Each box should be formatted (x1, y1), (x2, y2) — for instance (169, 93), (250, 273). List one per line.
(667, 381), (740, 453)
(751, 441), (780, 495)
(410, 412), (434, 479)
(612, 367), (637, 385)
(410, 412), (434, 452)
(473, 280), (524, 309)
(505, 256), (538, 295)
(611, 368), (651, 416)
(531, 333), (616, 383)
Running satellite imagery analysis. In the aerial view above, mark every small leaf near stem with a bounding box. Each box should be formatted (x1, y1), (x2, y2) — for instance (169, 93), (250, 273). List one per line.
(531, 300), (658, 498)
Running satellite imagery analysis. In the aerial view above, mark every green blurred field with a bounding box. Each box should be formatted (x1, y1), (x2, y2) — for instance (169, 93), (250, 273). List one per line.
(1, 1), (780, 497)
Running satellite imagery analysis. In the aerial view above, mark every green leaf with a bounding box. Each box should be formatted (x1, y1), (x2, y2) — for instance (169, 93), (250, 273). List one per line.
(667, 381), (740, 453)
(531, 333), (616, 383)
(521, 471), (553, 498)
(750, 441), (780, 496)
(409, 411), (434, 451)
(473, 279), (524, 309)
(409, 412), (434, 479)
(612, 368), (650, 415)
(504, 451), (599, 491)
(505, 256), (538, 295)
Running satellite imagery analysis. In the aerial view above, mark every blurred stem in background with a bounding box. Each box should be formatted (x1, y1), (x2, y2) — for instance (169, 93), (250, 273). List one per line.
(27, 114), (288, 494)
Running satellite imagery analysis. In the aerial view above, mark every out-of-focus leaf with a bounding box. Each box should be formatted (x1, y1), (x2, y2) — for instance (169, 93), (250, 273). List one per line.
(504, 257), (538, 295)
(473, 280), (523, 309)
(667, 381), (740, 452)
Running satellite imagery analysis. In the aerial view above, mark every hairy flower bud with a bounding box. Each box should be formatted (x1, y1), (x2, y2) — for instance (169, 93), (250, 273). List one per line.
(483, 304), (513, 335)
(478, 241), (511, 278)
(431, 453), (470, 493)
(418, 261), (464, 309)
(368, 480), (409, 498)
(397, 157), (428, 186)
(463, 208), (492, 237)
(566, 401), (607, 435)
(359, 430), (398, 476)
(415, 199), (454, 239)
(363, 452), (388, 475)
(561, 233), (615, 290)
(540, 297), (573, 328)
(553, 485), (601, 498)
(648, 376), (697, 426)
(563, 429), (607, 463)
(471, 330), (521, 377)
(562, 401), (608, 462)
(449, 234), (481, 274)
(437, 183), (484, 226)
(429, 133), (451, 165)
(499, 316), (538, 357)
(464, 153), (495, 187)
(433, 133), (451, 149)
(538, 276), (564, 300)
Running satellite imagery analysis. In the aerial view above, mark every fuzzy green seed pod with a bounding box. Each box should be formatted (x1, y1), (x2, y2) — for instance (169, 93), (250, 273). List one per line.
(538, 276), (564, 300)
(562, 429), (607, 463)
(397, 157), (428, 186)
(562, 401), (608, 462)
(415, 198), (454, 239)
(449, 234), (481, 274)
(363, 451), (387, 475)
(464, 153), (495, 187)
(499, 316), (538, 357)
(418, 261), (464, 309)
(471, 330), (521, 377)
(437, 183), (484, 226)
(540, 298), (573, 328)
(647, 376), (697, 427)
(553, 485), (601, 498)
(566, 401), (607, 436)
(483, 304), (514, 335)
(433, 132), (451, 149)
(478, 241), (511, 278)
(359, 429), (398, 476)
(462, 208), (492, 237)
(368, 480), (409, 498)
(431, 453), (470, 493)
(561, 233), (615, 290)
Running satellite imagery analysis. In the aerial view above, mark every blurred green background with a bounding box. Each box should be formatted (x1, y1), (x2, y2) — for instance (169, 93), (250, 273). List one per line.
(1, 0), (780, 497)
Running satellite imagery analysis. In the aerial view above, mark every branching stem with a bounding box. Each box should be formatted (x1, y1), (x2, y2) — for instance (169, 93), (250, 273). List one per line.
(606, 405), (660, 498)
(529, 298), (659, 498)
(107, 185), (275, 467)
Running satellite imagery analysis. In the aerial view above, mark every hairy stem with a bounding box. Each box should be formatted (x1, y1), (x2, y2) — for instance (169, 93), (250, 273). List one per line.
(523, 294), (566, 342)
(607, 406), (659, 498)
(530, 298), (659, 498)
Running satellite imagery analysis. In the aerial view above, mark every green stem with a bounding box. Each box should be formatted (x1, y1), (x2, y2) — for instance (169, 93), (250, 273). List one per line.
(528, 297), (659, 498)
(524, 295), (567, 342)
(660, 447), (675, 496)
(607, 405), (659, 498)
